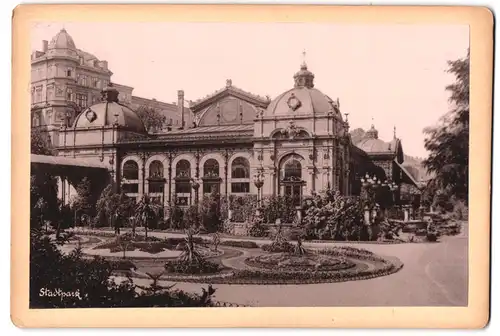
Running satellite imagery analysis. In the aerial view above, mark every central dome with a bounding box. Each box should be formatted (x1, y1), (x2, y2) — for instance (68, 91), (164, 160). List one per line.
(265, 62), (341, 117)
(48, 28), (76, 50)
(73, 84), (146, 133)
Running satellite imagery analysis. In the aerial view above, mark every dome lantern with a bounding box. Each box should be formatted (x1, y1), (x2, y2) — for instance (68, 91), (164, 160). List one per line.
(366, 123), (379, 139)
(101, 83), (120, 103)
(293, 50), (315, 89)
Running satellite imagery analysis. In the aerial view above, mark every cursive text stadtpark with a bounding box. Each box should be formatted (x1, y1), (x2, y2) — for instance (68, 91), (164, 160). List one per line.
(39, 288), (83, 300)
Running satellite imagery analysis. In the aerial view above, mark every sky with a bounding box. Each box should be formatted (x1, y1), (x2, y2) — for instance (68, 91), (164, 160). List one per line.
(31, 22), (469, 158)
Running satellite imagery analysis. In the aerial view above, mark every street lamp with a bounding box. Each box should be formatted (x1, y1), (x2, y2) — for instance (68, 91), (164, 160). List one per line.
(253, 170), (264, 208)
(190, 177), (200, 205)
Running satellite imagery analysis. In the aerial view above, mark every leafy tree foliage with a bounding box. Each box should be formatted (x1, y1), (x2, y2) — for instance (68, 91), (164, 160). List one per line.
(30, 230), (217, 308)
(200, 191), (223, 233)
(423, 50), (469, 203)
(261, 195), (296, 224)
(72, 177), (94, 220)
(94, 183), (135, 233)
(31, 127), (53, 155)
(136, 105), (167, 132)
(136, 195), (162, 238)
(302, 190), (365, 241)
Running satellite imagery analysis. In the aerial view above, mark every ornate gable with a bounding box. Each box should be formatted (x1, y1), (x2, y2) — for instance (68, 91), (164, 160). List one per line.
(191, 79), (271, 127)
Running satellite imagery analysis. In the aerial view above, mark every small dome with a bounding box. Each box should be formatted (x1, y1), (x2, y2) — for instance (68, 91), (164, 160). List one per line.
(48, 28), (76, 50)
(73, 84), (146, 133)
(266, 88), (339, 116)
(356, 125), (398, 154)
(265, 60), (342, 117)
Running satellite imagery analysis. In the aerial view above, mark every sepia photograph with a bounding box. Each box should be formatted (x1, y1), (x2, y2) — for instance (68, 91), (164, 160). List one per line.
(11, 4), (492, 328)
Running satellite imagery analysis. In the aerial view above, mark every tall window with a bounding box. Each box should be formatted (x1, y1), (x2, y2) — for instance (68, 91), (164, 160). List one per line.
(148, 160), (164, 194)
(175, 160), (191, 205)
(66, 88), (73, 102)
(66, 68), (72, 77)
(231, 157), (250, 193)
(123, 160), (139, 180)
(76, 93), (88, 108)
(122, 160), (139, 194)
(35, 87), (42, 103)
(203, 159), (220, 194)
(283, 159), (303, 206)
(80, 75), (87, 86)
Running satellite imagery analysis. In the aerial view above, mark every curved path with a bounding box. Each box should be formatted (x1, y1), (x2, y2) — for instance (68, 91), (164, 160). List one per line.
(109, 234), (467, 307)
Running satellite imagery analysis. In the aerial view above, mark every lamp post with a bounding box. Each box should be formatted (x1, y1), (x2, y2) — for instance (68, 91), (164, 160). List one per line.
(190, 177), (200, 205)
(253, 170), (264, 209)
(360, 173), (381, 240)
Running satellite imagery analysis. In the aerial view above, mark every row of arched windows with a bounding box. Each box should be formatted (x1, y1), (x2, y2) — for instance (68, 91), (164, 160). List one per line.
(121, 156), (305, 206)
(122, 158), (252, 180)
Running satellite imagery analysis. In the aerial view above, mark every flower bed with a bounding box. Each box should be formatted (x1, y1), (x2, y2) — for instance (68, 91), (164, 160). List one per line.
(219, 240), (259, 249)
(164, 259), (221, 274)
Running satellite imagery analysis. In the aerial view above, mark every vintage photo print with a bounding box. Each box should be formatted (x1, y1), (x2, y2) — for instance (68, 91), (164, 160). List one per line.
(11, 4), (492, 328)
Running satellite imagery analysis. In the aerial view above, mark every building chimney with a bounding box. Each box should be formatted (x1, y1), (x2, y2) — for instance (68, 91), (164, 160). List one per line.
(100, 60), (108, 70)
(177, 90), (184, 129)
(42, 40), (48, 52)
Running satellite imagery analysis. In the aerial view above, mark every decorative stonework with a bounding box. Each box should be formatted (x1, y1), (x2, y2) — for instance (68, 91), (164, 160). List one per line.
(286, 93), (302, 111)
(85, 109), (97, 123)
(280, 120), (301, 139)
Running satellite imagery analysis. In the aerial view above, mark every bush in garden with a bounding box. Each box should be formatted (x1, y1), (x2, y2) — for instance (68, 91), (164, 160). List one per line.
(200, 190), (223, 233)
(302, 189), (365, 241)
(30, 229), (217, 308)
(261, 195), (296, 224)
(165, 227), (220, 274)
(169, 197), (185, 230)
(220, 240), (259, 249)
(247, 210), (267, 237)
(261, 224), (294, 253)
(183, 205), (201, 229)
(377, 219), (403, 241)
(227, 195), (258, 223)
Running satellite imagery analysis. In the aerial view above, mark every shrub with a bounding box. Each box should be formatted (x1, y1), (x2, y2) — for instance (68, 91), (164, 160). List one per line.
(109, 259), (137, 271)
(30, 230), (216, 308)
(426, 233), (438, 242)
(220, 240), (259, 249)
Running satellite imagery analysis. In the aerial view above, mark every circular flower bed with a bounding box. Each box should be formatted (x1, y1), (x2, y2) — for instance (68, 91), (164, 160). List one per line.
(245, 253), (356, 272)
(155, 246), (403, 284)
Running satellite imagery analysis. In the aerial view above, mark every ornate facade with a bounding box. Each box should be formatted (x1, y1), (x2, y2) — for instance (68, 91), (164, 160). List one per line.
(54, 58), (420, 209)
(30, 28), (183, 148)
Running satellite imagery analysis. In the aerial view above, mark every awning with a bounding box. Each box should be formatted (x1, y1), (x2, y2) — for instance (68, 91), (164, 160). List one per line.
(31, 154), (111, 170)
(394, 159), (421, 189)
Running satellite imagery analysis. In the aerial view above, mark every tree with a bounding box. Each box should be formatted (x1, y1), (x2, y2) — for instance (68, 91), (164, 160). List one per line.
(31, 127), (53, 155)
(423, 50), (469, 203)
(30, 230), (217, 308)
(136, 195), (161, 239)
(302, 190), (365, 241)
(72, 177), (93, 224)
(136, 105), (167, 132)
(200, 190), (223, 233)
(94, 183), (134, 234)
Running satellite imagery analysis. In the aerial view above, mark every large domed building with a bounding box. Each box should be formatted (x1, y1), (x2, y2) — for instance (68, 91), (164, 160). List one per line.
(54, 58), (420, 210)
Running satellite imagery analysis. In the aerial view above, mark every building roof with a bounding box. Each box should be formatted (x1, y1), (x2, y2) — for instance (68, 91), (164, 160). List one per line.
(265, 62), (342, 119)
(31, 154), (110, 169)
(73, 84), (147, 133)
(395, 159), (421, 189)
(355, 125), (399, 154)
(120, 124), (254, 143)
(190, 79), (269, 111)
(48, 28), (76, 50)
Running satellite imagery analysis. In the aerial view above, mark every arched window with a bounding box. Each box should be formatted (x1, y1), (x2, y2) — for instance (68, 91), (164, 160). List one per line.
(148, 160), (164, 194)
(123, 160), (139, 180)
(176, 160), (191, 178)
(284, 160), (302, 180)
(231, 157), (250, 193)
(175, 160), (191, 204)
(149, 160), (164, 178)
(282, 159), (303, 206)
(122, 160), (139, 194)
(203, 159), (221, 194)
(203, 159), (219, 177)
(231, 157), (250, 179)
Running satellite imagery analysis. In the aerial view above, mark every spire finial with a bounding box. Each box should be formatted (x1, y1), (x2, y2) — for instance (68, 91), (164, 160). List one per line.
(301, 49), (307, 69)
(393, 125), (397, 139)
(371, 117), (375, 128)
